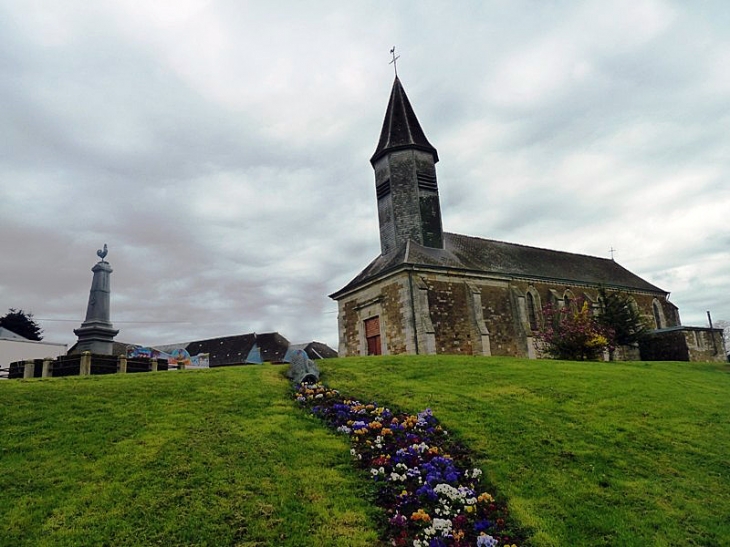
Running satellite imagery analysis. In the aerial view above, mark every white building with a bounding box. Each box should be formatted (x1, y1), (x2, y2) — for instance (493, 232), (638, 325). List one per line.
(0, 327), (67, 370)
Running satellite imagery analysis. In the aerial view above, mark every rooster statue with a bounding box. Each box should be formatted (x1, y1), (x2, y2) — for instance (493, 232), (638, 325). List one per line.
(96, 243), (108, 262)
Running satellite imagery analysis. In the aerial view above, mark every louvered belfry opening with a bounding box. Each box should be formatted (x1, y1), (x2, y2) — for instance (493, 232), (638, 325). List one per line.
(370, 77), (444, 255)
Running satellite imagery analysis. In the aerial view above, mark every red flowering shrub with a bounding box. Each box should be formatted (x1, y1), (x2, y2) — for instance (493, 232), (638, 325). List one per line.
(537, 300), (614, 361)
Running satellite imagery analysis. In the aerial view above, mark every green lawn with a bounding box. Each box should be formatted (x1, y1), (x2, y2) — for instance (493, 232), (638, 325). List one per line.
(321, 356), (730, 547)
(2, 356), (729, 546)
(0, 367), (381, 547)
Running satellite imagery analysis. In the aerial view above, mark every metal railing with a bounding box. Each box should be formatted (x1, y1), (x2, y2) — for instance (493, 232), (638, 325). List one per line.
(6, 353), (170, 379)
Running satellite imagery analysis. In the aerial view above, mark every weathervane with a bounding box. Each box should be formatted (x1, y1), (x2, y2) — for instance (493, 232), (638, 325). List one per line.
(389, 46), (400, 76)
(97, 243), (108, 262)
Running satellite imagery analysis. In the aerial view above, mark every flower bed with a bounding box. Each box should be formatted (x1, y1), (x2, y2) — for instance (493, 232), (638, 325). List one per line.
(294, 383), (522, 546)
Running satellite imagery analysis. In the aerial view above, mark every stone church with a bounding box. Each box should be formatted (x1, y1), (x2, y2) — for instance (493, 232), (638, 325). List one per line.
(330, 77), (724, 361)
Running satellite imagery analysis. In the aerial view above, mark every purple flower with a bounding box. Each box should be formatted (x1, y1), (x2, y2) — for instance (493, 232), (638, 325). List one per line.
(474, 519), (492, 532)
(416, 483), (438, 501)
(389, 513), (407, 527)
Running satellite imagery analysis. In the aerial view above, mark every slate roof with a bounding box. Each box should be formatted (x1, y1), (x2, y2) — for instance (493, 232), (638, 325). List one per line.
(288, 341), (339, 360)
(331, 232), (666, 298)
(255, 332), (291, 363)
(185, 333), (258, 367)
(304, 341), (338, 359)
(370, 76), (439, 165)
(182, 332), (295, 366)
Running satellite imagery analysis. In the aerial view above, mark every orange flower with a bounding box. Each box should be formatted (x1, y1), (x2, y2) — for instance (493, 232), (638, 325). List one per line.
(478, 492), (495, 504)
(410, 509), (431, 523)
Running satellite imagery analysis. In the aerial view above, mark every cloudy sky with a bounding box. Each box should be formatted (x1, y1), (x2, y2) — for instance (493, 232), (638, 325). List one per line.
(1, 0), (728, 351)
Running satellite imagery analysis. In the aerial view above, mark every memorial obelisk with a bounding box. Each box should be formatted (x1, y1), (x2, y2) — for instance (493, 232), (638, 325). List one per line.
(73, 244), (119, 354)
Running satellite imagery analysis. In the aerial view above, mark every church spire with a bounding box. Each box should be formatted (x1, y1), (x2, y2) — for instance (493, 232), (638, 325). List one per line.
(371, 77), (443, 254)
(370, 77), (439, 166)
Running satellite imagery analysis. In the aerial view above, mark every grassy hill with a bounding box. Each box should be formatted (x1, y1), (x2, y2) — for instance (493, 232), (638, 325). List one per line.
(2, 356), (729, 546)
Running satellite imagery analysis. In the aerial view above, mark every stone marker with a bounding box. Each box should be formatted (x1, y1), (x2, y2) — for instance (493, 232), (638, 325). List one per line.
(287, 349), (320, 384)
(73, 244), (119, 355)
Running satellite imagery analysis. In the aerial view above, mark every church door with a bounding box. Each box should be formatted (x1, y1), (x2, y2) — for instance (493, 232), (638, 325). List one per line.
(364, 316), (382, 355)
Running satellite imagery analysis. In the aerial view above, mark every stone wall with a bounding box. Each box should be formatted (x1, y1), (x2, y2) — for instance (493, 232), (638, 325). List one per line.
(640, 327), (726, 362)
(337, 273), (412, 356)
(419, 275), (520, 356)
(336, 267), (680, 359)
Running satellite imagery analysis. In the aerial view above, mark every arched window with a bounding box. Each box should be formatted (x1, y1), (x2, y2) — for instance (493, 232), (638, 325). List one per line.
(563, 290), (577, 313)
(653, 300), (664, 329)
(526, 292), (538, 331)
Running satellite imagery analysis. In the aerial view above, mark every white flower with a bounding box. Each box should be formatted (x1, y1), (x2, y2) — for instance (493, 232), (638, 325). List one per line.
(411, 442), (430, 453)
(431, 518), (452, 535)
(434, 483), (464, 502)
(477, 534), (498, 547)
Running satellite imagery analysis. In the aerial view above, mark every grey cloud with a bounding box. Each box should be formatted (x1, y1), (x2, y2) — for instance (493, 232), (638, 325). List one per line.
(1, 1), (729, 352)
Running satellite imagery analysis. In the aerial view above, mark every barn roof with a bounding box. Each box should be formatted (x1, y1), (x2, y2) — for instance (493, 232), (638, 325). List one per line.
(331, 232), (666, 299)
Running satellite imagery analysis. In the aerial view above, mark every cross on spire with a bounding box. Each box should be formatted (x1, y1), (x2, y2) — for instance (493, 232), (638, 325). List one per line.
(609, 246), (617, 260)
(389, 46), (400, 76)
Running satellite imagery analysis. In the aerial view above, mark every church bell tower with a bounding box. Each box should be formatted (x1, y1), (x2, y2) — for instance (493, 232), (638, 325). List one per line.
(370, 77), (443, 255)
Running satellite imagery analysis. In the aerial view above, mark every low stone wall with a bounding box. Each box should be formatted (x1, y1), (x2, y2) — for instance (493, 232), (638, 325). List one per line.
(640, 327), (726, 362)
